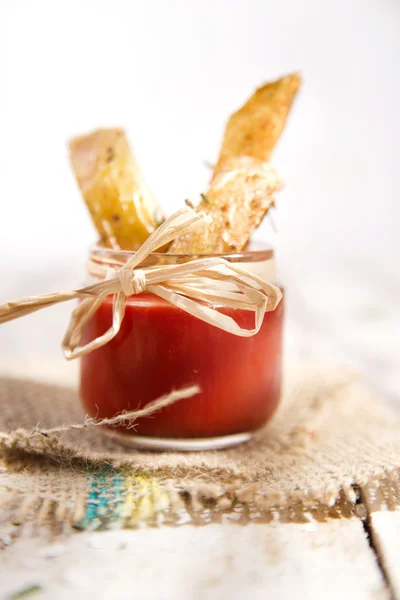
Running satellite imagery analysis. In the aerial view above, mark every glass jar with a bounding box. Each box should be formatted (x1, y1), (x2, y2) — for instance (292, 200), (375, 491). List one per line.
(79, 243), (284, 451)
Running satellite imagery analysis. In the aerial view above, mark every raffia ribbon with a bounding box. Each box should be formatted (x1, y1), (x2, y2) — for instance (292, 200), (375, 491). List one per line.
(0, 385), (200, 445)
(0, 207), (282, 360)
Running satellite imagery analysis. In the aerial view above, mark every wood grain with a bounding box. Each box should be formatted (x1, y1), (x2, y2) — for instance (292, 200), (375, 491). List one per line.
(0, 521), (389, 600)
(361, 477), (400, 599)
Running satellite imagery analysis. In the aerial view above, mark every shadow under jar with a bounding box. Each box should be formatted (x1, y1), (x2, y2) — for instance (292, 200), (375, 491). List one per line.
(80, 243), (284, 451)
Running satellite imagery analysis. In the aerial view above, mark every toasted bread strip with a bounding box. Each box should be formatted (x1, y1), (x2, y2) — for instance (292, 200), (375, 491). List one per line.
(170, 157), (283, 254)
(69, 128), (163, 250)
(171, 74), (299, 254)
(213, 73), (300, 176)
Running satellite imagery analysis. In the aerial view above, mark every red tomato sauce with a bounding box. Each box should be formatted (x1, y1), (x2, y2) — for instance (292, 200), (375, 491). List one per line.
(80, 292), (284, 438)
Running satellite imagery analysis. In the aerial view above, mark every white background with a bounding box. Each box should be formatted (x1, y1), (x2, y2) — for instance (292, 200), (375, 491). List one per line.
(1, 0), (399, 398)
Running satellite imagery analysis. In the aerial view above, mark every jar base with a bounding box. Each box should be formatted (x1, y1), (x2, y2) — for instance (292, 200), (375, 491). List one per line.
(102, 429), (252, 451)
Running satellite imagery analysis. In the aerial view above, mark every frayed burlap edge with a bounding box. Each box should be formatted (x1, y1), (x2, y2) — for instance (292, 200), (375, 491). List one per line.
(1, 454), (399, 544)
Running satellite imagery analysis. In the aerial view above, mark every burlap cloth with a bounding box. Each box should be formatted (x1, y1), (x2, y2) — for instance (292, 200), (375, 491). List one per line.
(0, 364), (399, 533)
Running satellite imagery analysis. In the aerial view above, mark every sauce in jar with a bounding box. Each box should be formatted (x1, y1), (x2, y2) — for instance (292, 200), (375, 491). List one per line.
(79, 245), (284, 449)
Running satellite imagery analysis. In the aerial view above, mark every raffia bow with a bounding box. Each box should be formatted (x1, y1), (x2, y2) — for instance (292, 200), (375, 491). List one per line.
(0, 208), (282, 360)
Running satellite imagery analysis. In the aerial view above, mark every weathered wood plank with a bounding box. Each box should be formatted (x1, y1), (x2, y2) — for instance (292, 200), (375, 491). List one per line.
(368, 512), (400, 599)
(362, 477), (400, 598)
(0, 520), (388, 600)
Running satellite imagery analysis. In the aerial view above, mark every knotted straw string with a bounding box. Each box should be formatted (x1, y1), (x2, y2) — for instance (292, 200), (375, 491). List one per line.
(0, 385), (200, 444)
(0, 207), (282, 360)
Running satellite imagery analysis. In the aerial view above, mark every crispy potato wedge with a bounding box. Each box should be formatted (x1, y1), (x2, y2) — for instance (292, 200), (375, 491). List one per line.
(171, 74), (299, 254)
(69, 128), (163, 250)
(170, 157), (283, 254)
(213, 73), (300, 176)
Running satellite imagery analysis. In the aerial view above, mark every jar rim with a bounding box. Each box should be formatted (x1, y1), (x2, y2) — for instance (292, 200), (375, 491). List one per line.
(87, 240), (276, 281)
(89, 239), (274, 262)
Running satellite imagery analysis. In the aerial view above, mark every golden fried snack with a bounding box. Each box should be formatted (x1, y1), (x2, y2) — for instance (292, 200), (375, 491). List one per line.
(69, 128), (163, 250)
(171, 74), (299, 254)
(213, 73), (300, 176)
(170, 157), (283, 254)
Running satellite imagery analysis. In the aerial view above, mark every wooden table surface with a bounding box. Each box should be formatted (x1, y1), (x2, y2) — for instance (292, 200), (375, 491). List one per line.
(0, 489), (399, 599)
(0, 269), (399, 599)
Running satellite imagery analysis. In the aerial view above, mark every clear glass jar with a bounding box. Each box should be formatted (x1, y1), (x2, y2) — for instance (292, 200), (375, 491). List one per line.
(79, 243), (284, 450)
